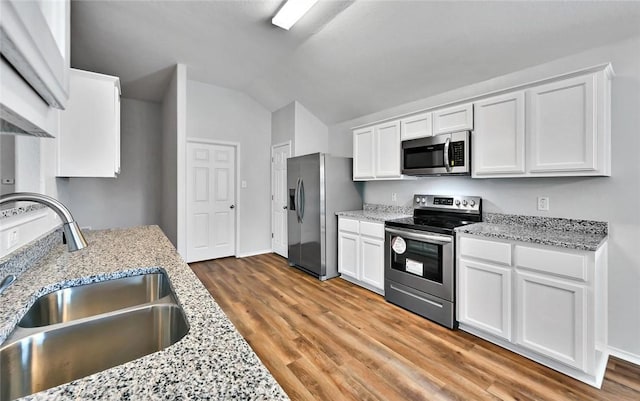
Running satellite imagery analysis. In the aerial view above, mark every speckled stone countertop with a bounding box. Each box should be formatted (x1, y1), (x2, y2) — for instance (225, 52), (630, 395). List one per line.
(0, 225), (289, 400)
(456, 213), (608, 251)
(336, 203), (412, 223)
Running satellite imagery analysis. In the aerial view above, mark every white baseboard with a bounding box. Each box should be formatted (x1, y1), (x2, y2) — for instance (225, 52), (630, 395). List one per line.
(235, 249), (273, 258)
(608, 346), (640, 366)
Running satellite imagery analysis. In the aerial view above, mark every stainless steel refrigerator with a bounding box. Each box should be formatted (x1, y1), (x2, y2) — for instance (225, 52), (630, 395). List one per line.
(287, 153), (362, 280)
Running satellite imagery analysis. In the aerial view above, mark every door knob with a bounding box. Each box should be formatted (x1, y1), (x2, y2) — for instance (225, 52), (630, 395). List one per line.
(230, 205), (235, 209)
(283, 205), (288, 209)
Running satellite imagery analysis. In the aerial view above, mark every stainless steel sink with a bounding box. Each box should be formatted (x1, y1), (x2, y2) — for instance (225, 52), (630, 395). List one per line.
(0, 273), (189, 401)
(19, 273), (173, 327)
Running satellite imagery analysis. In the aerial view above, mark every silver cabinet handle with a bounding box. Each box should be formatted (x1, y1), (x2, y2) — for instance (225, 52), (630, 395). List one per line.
(443, 137), (451, 172)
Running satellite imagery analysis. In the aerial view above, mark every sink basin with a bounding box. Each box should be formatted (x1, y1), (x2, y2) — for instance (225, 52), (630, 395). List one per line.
(0, 273), (189, 401)
(19, 273), (173, 327)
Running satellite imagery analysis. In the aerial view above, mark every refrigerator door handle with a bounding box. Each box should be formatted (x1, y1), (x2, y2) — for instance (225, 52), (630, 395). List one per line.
(299, 179), (305, 222)
(295, 178), (302, 222)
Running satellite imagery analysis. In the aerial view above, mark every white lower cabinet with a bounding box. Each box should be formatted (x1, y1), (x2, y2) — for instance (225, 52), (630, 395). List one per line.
(360, 236), (385, 290)
(515, 271), (586, 370)
(337, 231), (359, 278)
(457, 233), (608, 388)
(458, 258), (512, 341)
(337, 217), (385, 294)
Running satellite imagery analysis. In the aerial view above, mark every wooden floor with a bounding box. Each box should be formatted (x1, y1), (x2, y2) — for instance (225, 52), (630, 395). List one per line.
(190, 253), (640, 401)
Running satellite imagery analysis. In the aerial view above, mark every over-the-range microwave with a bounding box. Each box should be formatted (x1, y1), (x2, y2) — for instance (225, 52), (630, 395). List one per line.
(401, 131), (470, 176)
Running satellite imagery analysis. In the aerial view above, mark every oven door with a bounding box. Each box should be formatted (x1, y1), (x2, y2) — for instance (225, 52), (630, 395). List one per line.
(384, 227), (454, 301)
(401, 131), (470, 176)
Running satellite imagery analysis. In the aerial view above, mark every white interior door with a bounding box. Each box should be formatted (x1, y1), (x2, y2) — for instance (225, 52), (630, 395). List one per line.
(186, 142), (236, 262)
(271, 142), (290, 257)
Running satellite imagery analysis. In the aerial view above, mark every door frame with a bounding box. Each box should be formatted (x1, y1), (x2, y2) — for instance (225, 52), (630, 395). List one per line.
(271, 140), (292, 257)
(185, 137), (241, 260)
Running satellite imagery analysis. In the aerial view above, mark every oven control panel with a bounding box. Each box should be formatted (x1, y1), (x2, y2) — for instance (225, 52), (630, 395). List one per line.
(413, 194), (481, 213)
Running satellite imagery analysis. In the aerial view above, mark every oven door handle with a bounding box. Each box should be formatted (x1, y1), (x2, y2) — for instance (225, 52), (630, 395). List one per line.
(385, 227), (452, 244)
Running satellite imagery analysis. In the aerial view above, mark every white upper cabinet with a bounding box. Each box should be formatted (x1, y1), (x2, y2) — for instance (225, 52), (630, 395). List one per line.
(432, 103), (473, 135)
(375, 121), (401, 178)
(0, 0), (70, 137)
(472, 65), (613, 178)
(57, 69), (121, 177)
(400, 112), (432, 140)
(527, 74), (597, 173)
(353, 126), (375, 179)
(473, 91), (526, 176)
(353, 120), (408, 181)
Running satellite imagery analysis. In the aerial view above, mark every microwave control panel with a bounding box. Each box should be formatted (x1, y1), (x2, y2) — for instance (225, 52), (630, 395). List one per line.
(450, 141), (465, 166)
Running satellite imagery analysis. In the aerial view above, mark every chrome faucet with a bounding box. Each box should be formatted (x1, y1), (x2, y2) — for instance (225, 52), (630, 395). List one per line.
(0, 192), (87, 252)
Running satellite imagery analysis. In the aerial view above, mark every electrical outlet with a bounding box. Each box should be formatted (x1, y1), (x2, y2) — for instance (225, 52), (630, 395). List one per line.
(537, 196), (549, 211)
(7, 229), (19, 248)
(391, 193), (397, 202)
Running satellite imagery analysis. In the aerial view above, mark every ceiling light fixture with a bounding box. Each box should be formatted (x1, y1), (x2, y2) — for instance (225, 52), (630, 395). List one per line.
(272, 0), (319, 30)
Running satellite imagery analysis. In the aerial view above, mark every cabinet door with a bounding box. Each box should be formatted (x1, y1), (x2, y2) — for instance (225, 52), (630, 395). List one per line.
(374, 121), (401, 178)
(433, 103), (473, 135)
(458, 258), (512, 340)
(473, 92), (525, 176)
(58, 70), (120, 177)
(401, 112), (432, 140)
(515, 271), (586, 371)
(338, 231), (359, 278)
(527, 74), (596, 173)
(114, 84), (121, 174)
(359, 236), (385, 291)
(353, 127), (375, 179)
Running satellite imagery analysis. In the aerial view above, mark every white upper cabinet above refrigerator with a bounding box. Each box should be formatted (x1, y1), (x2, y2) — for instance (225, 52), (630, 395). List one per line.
(0, 0), (70, 137)
(57, 69), (121, 178)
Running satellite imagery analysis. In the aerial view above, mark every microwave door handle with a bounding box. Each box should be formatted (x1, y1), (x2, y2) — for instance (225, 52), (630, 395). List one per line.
(443, 138), (451, 172)
(385, 228), (452, 244)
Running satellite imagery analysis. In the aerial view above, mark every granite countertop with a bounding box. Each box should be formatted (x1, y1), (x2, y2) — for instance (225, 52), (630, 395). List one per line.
(455, 213), (608, 251)
(0, 225), (289, 400)
(336, 203), (412, 223)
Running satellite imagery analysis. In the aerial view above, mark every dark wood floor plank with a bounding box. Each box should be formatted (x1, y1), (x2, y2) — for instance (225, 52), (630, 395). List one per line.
(191, 254), (640, 401)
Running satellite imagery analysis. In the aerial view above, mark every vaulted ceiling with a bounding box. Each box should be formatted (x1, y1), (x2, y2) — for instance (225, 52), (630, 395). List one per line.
(71, 0), (640, 124)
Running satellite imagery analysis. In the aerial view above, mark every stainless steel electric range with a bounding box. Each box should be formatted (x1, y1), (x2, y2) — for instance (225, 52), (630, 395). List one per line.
(384, 194), (482, 329)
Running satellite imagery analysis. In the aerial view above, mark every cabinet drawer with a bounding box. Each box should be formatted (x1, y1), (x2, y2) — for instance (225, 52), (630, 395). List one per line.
(515, 245), (587, 281)
(459, 236), (511, 265)
(360, 221), (384, 238)
(339, 218), (359, 234)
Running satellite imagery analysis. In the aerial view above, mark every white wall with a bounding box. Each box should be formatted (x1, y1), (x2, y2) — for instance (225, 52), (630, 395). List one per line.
(187, 79), (272, 256)
(294, 101), (328, 156)
(271, 101), (328, 156)
(59, 98), (162, 230)
(272, 102), (295, 148)
(328, 35), (640, 361)
(160, 67), (178, 246)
